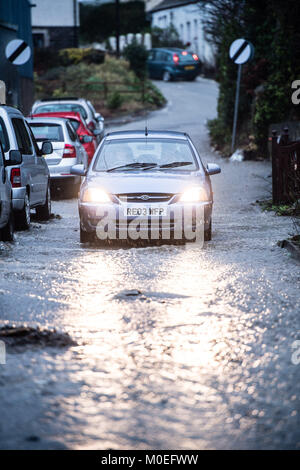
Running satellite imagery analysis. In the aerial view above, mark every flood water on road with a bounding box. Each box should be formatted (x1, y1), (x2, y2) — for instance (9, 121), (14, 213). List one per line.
(0, 78), (299, 449)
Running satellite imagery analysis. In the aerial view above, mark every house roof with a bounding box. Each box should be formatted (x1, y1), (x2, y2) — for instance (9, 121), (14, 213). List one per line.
(150, 0), (198, 13)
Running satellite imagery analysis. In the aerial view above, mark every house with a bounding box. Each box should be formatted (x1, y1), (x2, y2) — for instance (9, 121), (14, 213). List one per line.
(31, 0), (80, 50)
(0, 0), (34, 113)
(149, 0), (215, 66)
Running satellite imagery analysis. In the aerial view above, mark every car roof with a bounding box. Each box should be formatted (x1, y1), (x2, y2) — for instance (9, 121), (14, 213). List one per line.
(33, 98), (86, 105)
(151, 47), (188, 53)
(0, 105), (24, 118)
(26, 116), (69, 126)
(105, 130), (188, 140)
(32, 111), (82, 121)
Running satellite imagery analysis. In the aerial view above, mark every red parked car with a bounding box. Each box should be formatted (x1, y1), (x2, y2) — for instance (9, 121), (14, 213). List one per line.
(31, 112), (97, 165)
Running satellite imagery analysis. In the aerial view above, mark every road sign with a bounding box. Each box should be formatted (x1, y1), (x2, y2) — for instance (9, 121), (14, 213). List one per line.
(229, 38), (255, 152)
(229, 38), (253, 65)
(5, 39), (31, 66)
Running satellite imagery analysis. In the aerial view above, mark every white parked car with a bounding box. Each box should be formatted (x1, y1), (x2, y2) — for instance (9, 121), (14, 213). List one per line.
(27, 116), (89, 197)
(31, 97), (104, 142)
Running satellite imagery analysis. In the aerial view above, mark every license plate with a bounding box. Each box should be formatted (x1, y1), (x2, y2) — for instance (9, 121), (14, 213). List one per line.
(124, 206), (167, 217)
(184, 66), (195, 70)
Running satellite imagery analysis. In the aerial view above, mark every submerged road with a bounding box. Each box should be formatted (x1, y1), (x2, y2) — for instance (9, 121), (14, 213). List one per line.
(0, 78), (299, 449)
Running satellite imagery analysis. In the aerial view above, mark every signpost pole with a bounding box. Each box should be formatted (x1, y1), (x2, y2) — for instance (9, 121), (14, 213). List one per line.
(231, 63), (242, 153)
(0, 80), (6, 104)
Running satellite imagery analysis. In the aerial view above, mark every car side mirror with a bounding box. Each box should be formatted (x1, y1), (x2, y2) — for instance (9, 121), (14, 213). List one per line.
(6, 150), (22, 166)
(80, 135), (93, 144)
(95, 113), (104, 122)
(41, 141), (53, 155)
(207, 163), (221, 175)
(71, 164), (87, 176)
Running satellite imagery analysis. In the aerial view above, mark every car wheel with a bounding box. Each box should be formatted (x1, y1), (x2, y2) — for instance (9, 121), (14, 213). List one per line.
(15, 191), (31, 230)
(163, 71), (171, 82)
(204, 220), (212, 241)
(66, 181), (80, 199)
(80, 226), (94, 243)
(1, 209), (14, 242)
(36, 184), (51, 221)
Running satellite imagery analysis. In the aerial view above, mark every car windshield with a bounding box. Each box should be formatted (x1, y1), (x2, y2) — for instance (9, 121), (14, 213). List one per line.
(29, 123), (64, 142)
(35, 103), (87, 120)
(93, 138), (198, 172)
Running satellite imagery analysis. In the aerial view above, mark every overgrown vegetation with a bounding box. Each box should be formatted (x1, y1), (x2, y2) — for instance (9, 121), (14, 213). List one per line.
(79, 1), (149, 43)
(123, 41), (148, 80)
(34, 55), (166, 118)
(202, 0), (300, 157)
(151, 25), (185, 49)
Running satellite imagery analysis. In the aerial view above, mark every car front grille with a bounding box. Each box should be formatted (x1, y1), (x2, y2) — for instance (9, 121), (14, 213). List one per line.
(117, 193), (174, 203)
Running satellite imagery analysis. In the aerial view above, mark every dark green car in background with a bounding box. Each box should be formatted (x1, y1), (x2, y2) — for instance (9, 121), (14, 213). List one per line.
(147, 48), (202, 82)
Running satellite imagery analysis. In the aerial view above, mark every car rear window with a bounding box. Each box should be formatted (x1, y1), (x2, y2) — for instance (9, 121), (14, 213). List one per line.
(0, 117), (9, 152)
(69, 119), (80, 131)
(34, 103), (88, 120)
(178, 52), (195, 62)
(29, 123), (64, 142)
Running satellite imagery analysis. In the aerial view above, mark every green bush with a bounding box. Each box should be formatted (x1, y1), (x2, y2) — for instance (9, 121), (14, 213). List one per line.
(34, 56), (166, 116)
(207, 118), (231, 150)
(59, 48), (105, 66)
(202, 1), (300, 157)
(143, 81), (166, 107)
(107, 91), (123, 110)
(123, 41), (148, 80)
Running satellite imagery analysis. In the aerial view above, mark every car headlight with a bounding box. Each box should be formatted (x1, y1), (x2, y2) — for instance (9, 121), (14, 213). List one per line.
(82, 188), (111, 203)
(179, 186), (208, 202)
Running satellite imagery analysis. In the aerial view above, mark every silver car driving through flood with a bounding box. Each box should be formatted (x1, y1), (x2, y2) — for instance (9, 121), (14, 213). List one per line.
(71, 130), (221, 243)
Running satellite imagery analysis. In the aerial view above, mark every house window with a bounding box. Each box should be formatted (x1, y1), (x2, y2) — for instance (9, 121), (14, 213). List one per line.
(194, 19), (198, 39)
(180, 24), (184, 40)
(186, 21), (191, 42)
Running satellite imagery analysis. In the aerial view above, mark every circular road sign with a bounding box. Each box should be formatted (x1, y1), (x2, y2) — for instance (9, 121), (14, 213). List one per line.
(5, 39), (31, 66)
(229, 38), (254, 65)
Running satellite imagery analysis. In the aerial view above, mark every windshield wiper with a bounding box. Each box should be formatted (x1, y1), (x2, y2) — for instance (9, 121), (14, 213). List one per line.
(107, 162), (157, 172)
(159, 161), (193, 169)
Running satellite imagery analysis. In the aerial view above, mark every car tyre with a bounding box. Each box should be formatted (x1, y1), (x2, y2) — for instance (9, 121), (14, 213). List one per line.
(66, 180), (80, 199)
(80, 226), (94, 243)
(204, 220), (212, 241)
(36, 184), (51, 221)
(163, 71), (171, 82)
(1, 209), (14, 242)
(15, 191), (31, 230)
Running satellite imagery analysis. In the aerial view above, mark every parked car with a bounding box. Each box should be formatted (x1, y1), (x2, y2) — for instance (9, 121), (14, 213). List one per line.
(0, 105), (52, 230)
(0, 141), (22, 241)
(27, 116), (88, 196)
(31, 112), (97, 166)
(31, 97), (104, 142)
(147, 48), (201, 81)
(71, 130), (221, 243)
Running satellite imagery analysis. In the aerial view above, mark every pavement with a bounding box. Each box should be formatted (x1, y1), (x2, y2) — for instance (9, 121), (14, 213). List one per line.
(0, 78), (299, 450)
